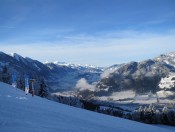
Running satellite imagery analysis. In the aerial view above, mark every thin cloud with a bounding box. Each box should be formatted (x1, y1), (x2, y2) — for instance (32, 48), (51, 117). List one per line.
(1, 29), (175, 66)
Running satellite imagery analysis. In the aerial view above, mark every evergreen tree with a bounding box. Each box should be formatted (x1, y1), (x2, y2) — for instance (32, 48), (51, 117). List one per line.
(166, 109), (175, 125)
(38, 79), (48, 98)
(1, 66), (11, 84)
(144, 104), (155, 124)
(17, 75), (25, 90)
(138, 106), (145, 121)
(162, 106), (169, 125)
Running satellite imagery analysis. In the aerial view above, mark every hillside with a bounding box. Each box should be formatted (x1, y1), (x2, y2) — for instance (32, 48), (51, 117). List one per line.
(0, 51), (103, 92)
(97, 52), (175, 95)
(0, 82), (174, 132)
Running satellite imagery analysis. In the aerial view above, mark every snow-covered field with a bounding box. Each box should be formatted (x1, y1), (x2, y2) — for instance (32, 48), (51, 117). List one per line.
(95, 90), (175, 105)
(0, 82), (175, 132)
(133, 93), (158, 104)
(96, 90), (135, 103)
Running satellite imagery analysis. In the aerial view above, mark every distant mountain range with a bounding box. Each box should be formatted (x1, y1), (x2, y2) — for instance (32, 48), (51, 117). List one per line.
(0, 51), (103, 93)
(45, 61), (103, 92)
(0, 51), (175, 100)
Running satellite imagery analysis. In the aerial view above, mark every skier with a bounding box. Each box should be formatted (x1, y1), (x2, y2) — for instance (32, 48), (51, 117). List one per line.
(12, 73), (17, 88)
(25, 75), (29, 95)
(30, 79), (35, 97)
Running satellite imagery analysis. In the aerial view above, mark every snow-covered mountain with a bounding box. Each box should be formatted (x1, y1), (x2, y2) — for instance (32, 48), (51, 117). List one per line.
(96, 52), (175, 96)
(0, 82), (174, 132)
(45, 61), (103, 91)
(1, 51), (175, 102)
(100, 63), (125, 79)
(0, 51), (103, 92)
(154, 52), (175, 66)
(51, 61), (103, 70)
(0, 52), (51, 77)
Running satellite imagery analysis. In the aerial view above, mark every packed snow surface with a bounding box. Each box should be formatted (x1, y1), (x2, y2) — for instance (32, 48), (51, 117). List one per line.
(0, 82), (174, 132)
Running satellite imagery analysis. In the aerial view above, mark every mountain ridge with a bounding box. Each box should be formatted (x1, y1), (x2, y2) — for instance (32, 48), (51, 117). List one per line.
(1, 51), (175, 98)
(96, 52), (175, 96)
(0, 51), (103, 92)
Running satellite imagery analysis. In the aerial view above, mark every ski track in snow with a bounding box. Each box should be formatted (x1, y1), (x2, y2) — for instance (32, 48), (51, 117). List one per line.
(15, 96), (28, 100)
(0, 82), (175, 132)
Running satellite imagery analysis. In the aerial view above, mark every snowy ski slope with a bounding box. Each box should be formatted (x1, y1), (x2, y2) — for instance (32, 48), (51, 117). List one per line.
(0, 82), (174, 132)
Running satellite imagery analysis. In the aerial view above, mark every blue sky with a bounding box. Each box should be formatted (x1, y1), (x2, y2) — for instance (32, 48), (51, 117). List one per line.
(0, 0), (175, 66)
